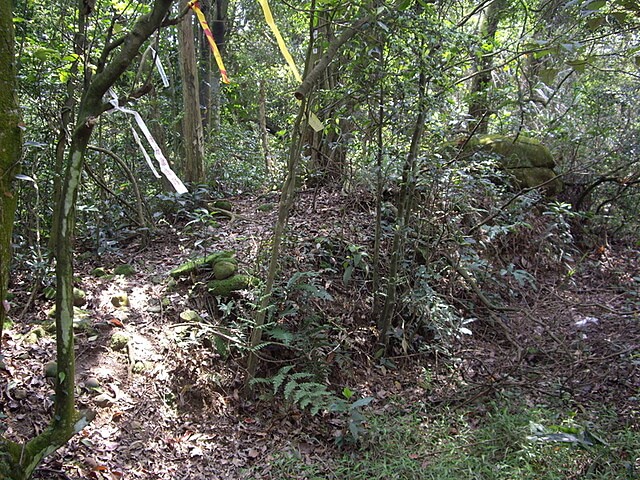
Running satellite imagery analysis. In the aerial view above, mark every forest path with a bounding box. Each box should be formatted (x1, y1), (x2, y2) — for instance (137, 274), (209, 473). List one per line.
(1, 191), (638, 479)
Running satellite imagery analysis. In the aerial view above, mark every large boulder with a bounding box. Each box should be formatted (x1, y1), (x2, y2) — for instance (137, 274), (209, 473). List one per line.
(465, 135), (563, 195)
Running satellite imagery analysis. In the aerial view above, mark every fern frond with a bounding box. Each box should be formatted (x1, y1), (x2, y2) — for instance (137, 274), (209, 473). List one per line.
(272, 365), (293, 395)
(289, 372), (314, 382)
(283, 379), (298, 400)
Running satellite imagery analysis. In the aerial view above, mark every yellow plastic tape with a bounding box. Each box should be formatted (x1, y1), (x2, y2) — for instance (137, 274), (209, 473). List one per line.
(257, 0), (302, 83)
(257, 0), (324, 132)
(188, 0), (230, 84)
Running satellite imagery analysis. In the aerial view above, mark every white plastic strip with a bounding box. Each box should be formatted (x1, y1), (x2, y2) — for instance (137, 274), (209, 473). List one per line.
(147, 46), (170, 87)
(108, 89), (187, 194)
(130, 126), (161, 178)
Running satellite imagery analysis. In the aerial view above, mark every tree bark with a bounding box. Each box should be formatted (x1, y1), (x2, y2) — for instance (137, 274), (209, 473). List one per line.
(0, 1), (175, 476)
(0, 0), (22, 351)
(179, 0), (206, 183)
(467, 0), (504, 134)
(259, 80), (272, 175)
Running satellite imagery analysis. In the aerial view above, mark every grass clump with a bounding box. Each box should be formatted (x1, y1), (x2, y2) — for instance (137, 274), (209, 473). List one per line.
(257, 397), (639, 480)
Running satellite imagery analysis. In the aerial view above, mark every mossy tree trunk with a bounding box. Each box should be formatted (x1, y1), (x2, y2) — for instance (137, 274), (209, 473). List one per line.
(0, 0), (22, 351)
(0, 1), (176, 476)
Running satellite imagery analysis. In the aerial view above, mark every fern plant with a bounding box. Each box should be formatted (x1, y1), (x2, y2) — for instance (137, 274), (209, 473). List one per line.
(252, 365), (333, 416)
(251, 366), (374, 444)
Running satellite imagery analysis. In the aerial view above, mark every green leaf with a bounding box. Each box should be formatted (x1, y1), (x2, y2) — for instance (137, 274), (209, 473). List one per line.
(567, 58), (590, 72)
(283, 379), (298, 400)
(267, 327), (294, 345)
(343, 264), (353, 285)
(539, 68), (558, 85)
(584, 0), (607, 10)
(342, 387), (354, 399)
(272, 365), (293, 395)
(33, 48), (58, 61)
(351, 397), (374, 408)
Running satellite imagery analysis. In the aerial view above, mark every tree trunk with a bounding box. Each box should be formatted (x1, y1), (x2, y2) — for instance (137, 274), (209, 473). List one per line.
(467, 0), (504, 134)
(179, 0), (206, 183)
(259, 80), (272, 175)
(0, 0), (22, 351)
(378, 70), (427, 353)
(0, 1), (175, 475)
(201, 0), (228, 134)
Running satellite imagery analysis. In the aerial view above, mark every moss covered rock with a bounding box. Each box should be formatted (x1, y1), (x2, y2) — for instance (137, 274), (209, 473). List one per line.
(110, 332), (130, 351)
(114, 264), (136, 276)
(179, 309), (203, 322)
(44, 361), (57, 378)
(73, 287), (87, 307)
(111, 293), (129, 308)
(92, 267), (108, 277)
(23, 326), (47, 344)
(257, 203), (275, 212)
(211, 199), (233, 211)
(208, 274), (258, 297)
(169, 251), (236, 278)
(213, 260), (237, 280)
(464, 134), (563, 195)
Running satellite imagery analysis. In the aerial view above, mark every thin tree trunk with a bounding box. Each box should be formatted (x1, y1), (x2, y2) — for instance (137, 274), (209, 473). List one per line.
(258, 80), (272, 175)
(467, 0), (504, 134)
(377, 70), (427, 353)
(0, 0), (22, 351)
(179, 0), (206, 183)
(245, 100), (307, 384)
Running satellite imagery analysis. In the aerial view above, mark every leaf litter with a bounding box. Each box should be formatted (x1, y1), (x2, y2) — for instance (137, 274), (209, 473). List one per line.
(0, 190), (638, 478)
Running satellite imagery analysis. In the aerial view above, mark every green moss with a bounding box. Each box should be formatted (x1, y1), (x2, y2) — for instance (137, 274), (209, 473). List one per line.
(510, 167), (563, 195)
(23, 326), (47, 344)
(212, 199), (233, 211)
(462, 134), (562, 194)
(47, 305), (91, 319)
(257, 203), (275, 212)
(114, 264), (136, 276)
(169, 251), (235, 278)
(207, 274), (258, 297)
(73, 288), (86, 307)
(213, 260), (237, 280)
(468, 134), (555, 169)
(92, 267), (108, 277)
(111, 293), (129, 307)
(110, 332), (129, 351)
(179, 309), (203, 322)
(44, 361), (57, 378)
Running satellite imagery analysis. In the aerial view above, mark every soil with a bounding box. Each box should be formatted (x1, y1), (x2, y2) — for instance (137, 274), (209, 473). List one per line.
(1, 190), (638, 479)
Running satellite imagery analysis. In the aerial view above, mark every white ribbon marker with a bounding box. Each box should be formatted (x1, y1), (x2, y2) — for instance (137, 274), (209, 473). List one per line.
(146, 46), (170, 88)
(108, 89), (187, 194)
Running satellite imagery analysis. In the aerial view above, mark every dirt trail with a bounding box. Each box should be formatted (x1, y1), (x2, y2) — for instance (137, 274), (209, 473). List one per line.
(1, 192), (638, 479)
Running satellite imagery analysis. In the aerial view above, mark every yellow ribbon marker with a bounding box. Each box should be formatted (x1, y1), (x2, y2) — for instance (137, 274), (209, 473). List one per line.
(257, 0), (324, 132)
(188, 0), (230, 84)
(257, 0), (302, 83)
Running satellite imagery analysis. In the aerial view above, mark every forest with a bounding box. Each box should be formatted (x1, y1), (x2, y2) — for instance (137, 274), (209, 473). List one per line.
(0, 0), (638, 478)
